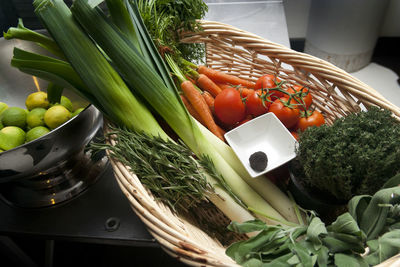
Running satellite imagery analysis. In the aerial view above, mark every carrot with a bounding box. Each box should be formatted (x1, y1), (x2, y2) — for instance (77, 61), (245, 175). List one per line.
(216, 83), (232, 90)
(202, 91), (215, 114)
(198, 65), (256, 89)
(185, 74), (196, 85)
(180, 94), (204, 124)
(217, 125), (226, 137)
(196, 74), (222, 97)
(238, 87), (255, 97)
(181, 80), (224, 141)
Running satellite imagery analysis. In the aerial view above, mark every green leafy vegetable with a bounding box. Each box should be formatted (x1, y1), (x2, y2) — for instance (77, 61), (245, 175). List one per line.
(227, 181), (400, 266)
(292, 106), (400, 202)
(137, 0), (208, 64)
(96, 125), (212, 212)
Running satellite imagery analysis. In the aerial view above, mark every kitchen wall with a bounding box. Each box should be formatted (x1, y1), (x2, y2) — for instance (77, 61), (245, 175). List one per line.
(283, 0), (400, 39)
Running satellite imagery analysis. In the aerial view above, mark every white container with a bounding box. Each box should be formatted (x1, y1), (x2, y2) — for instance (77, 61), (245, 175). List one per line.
(224, 113), (297, 178)
(304, 0), (389, 73)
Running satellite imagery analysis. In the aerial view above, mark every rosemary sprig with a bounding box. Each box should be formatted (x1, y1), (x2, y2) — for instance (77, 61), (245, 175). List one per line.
(92, 124), (213, 212)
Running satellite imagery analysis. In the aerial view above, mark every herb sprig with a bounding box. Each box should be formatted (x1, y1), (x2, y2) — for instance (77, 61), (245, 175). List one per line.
(137, 0), (208, 64)
(226, 175), (400, 266)
(293, 106), (400, 202)
(94, 124), (213, 212)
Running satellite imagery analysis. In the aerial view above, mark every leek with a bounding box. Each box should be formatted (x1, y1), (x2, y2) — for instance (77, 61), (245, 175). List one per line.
(197, 122), (301, 223)
(4, 18), (65, 59)
(24, 0), (298, 226)
(70, 0), (287, 224)
(32, 0), (166, 138)
(11, 0), (257, 226)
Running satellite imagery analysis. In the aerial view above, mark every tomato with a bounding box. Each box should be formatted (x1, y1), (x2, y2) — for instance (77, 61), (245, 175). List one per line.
(246, 90), (271, 117)
(237, 115), (253, 126)
(255, 74), (284, 100)
(290, 131), (299, 141)
(297, 110), (325, 131)
(269, 97), (300, 129)
(286, 85), (312, 111)
(214, 87), (246, 126)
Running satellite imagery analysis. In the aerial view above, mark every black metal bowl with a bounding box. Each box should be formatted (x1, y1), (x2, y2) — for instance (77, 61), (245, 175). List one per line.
(0, 32), (107, 207)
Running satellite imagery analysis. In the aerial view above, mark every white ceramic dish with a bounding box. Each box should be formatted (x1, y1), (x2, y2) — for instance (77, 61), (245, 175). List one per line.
(224, 112), (297, 178)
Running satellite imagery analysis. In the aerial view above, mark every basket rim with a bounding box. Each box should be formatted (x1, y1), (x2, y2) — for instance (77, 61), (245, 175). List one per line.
(108, 20), (400, 267)
(181, 20), (400, 118)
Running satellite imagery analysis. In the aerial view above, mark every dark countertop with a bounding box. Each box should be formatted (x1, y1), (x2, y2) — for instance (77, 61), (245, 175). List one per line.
(0, 165), (187, 266)
(0, 165), (156, 247)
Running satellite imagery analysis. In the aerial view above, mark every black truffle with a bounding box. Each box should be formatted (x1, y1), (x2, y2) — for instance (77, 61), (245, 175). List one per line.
(249, 151), (268, 172)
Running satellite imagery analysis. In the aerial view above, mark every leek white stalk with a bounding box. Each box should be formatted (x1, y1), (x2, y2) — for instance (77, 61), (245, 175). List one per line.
(28, 0), (257, 225)
(197, 121), (301, 224)
(70, 0), (287, 224)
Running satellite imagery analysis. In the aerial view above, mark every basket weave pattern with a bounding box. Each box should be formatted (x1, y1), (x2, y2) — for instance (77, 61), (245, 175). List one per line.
(107, 21), (400, 266)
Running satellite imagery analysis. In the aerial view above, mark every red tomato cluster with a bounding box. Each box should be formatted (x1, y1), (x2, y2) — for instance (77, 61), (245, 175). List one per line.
(213, 74), (325, 139)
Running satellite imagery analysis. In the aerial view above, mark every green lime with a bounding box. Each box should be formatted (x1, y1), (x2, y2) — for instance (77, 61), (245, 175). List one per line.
(44, 105), (71, 129)
(26, 108), (47, 128)
(72, 107), (84, 117)
(0, 120), (3, 130)
(0, 102), (8, 115)
(60, 96), (73, 112)
(0, 126), (26, 150)
(50, 96), (74, 112)
(1, 107), (27, 129)
(26, 126), (50, 143)
(25, 91), (49, 110)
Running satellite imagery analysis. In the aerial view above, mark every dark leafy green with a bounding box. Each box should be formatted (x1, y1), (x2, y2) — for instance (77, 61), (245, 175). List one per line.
(293, 106), (400, 202)
(226, 178), (400, 267)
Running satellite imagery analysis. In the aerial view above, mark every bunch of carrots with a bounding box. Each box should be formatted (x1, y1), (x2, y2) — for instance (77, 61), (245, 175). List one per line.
(177, 64), (326, 141)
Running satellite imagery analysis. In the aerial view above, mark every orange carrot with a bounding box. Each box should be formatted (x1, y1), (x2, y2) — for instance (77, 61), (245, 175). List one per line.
(217, 125), (226, 137)
(196, 74), (222, 97)
(202, 91), (215, 114)
(198, 65), (255, 89)
(180, 94), (204, 124)
(185, 74), (196, 85)
(181, 80), (224, 141)
(183, 93), (226, 142)
(216, 83), (232, 90)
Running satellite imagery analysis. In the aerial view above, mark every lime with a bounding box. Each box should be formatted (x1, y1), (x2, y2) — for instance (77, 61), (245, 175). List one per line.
(72, 107), (84, 117)
(0, 120), (3, 130)
(0, 102), (8, 115)
(0, 126), (26, 150)
(25, 91), (49, 110)
(60, 96), (73, 112)
(26, 126), (50, 143)
(26, 108), (47, 128)
(1, 107), (27, 129)
(44, 105), (71, 129)
(50, 96), (74, 112)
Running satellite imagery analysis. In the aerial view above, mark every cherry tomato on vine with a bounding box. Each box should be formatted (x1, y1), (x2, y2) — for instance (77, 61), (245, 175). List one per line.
(269, 97), (300, 129)
(238, 115), (253, 126)
(214, 87), (246, 126)
(255, 74), (284, 100)
(246, 90), (271, 117)
(290, 131), (299, 141)
(297, 110), (325, 131)
(286, 85), (312, 111)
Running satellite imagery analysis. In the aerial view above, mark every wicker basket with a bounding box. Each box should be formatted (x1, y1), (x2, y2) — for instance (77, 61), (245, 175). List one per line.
(106, 21), (400, 267)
